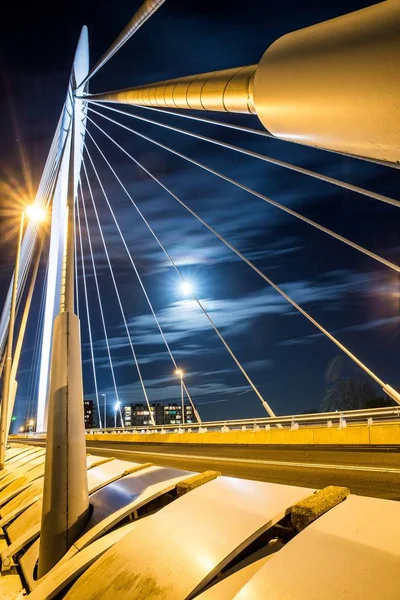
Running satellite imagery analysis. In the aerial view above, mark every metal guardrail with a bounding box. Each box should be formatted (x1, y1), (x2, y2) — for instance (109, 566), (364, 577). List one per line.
(20, 407), (399, 438)
(73, 405), (400, 435)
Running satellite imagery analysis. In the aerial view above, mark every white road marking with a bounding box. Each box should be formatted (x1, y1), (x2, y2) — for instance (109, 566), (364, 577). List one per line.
(87, 445), (400, 474)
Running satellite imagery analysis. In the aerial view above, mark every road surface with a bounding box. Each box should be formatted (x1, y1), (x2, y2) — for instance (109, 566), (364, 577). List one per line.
(22, 439), (400, 500)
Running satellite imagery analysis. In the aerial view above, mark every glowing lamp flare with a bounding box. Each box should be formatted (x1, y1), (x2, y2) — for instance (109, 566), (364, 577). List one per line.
(114, 401), (121, 411)
(175, 369), (184, 378)
(25, 204), (46, 223)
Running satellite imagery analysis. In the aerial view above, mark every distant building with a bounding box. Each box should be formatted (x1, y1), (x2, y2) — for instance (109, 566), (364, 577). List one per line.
(83, 399), (94, 429)
(122, 403), (162, 427)
(163, 403), (194, 425)
(122, 403), (195, 427)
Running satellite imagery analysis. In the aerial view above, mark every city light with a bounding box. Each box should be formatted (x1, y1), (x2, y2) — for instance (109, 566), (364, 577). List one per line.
(114, 401), (121, 411)
(25, 204), (46, 223)
(175, 368), (184, 378)
(28, 419), (35, 427)
(179, 280), (194, 296)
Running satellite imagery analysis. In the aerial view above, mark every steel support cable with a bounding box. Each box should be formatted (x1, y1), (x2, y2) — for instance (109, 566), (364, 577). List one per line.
(21, 135), (69, 306)
(40, 157), (59, 205)
(90, 102), (400, 210)
(84, 129), (201, 424)
(22, 141), (68, 421)
(87, 117), (393, 395)
(84, 100), (400, 171)
(9, 233), (45, 438)
(12, 218), (46, 337)
(16, 125), (69, 321)
(76, 165), (121, 417)
(15, 126), (67, 333)
(74, 201), (80, 319)
(11, 212), (49, 359)
(76, 184), (103, 428)
(84, 123), (275, 418)
(81, 158), (153, 427)
(81, 154), (155, 426)
(25, 250), (49, 423)
(0, 112), (64, 355)
(25, 286), (45, 422)
(77, 0), (167, 88)
(34, 107), (64, 205)
(41, 145), (61, 200)
(88, 108), (400, 275)
(0, 110), (66, 372)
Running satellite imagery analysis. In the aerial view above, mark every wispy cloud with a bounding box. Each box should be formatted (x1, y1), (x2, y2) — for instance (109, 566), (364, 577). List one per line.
(279, 315), (400, 347)
(87, 269), (372, 355)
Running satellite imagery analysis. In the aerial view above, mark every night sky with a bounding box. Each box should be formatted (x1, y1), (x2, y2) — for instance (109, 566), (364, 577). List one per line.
(1, 0), (399, 430)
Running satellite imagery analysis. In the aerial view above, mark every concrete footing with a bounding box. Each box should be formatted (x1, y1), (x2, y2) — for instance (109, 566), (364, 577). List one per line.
(38, 312), (89, 577)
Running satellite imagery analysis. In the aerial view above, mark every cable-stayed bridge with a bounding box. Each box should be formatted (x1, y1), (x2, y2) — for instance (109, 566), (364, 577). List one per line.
(0, 1), (400, 598)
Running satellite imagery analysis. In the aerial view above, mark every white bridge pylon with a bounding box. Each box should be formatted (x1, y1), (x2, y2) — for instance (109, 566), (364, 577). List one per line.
(36, 26), (89, 432)
(36, 26), (91, 577)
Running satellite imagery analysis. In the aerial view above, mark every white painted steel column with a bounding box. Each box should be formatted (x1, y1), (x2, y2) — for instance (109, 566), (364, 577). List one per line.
(38, 26), (90, 578)
(37, 26), (89, 432)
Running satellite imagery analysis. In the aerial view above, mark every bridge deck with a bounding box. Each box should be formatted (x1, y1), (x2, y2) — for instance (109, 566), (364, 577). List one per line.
(23, 438), (400, 500)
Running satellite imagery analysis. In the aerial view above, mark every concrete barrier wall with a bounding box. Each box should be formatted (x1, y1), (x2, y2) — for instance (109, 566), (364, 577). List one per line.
(79, 423), (400, 446)
(12, 423), (400, 445)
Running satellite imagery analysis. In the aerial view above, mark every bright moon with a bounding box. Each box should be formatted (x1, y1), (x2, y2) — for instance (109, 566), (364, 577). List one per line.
(180, 280), (194, 296)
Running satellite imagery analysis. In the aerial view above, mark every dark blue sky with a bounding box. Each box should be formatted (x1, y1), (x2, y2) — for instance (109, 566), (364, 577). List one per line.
(1, 0), (399, 429)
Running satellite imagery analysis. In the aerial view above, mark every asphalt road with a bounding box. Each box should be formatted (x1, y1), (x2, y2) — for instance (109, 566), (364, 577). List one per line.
(23, 439), (400, 500)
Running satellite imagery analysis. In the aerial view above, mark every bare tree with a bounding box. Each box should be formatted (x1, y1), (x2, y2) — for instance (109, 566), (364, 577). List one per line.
(322, 378), (388, 412)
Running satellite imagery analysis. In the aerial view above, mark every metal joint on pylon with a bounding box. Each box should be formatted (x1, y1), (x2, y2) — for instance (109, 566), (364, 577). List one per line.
(85, 65), (257, 114)
(83, 1), (400, 163)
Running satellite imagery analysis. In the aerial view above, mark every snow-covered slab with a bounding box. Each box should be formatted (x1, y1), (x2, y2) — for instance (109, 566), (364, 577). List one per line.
(232, 495), (400, 600)
(0, 463), (45, 506)
(86, 458), (142, 493)
(71, 465), (193, 552)
(64, 478), (314, 600)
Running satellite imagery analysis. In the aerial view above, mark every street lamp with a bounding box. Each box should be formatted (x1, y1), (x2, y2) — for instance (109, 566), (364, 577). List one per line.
(114, 400), (121, 429)
(101, 393), (106, 429)
(25, 204), (47, 223)
(0, 204), (46, 467)
(175, 369), (185, 425)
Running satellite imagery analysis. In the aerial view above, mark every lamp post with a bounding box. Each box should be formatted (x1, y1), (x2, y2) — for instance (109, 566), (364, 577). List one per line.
(0, 203), (46, 468)
(102, 393), (106, 429)
(114, 400), (121, 429)
(119, 402), (124, 428)
(175, 369), (185, 425)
